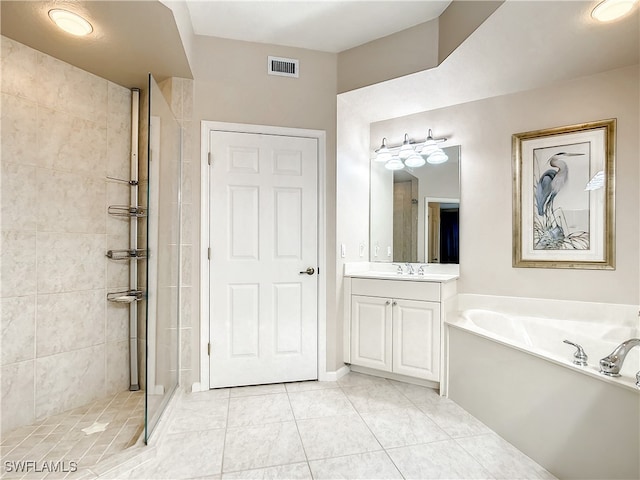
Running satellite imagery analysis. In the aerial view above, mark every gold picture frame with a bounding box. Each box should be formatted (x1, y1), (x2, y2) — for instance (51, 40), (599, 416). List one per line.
(512, 119), (615, 269)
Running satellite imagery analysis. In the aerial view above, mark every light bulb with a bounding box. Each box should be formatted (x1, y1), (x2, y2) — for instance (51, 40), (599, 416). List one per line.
(398, 134), (414, 160)
(48, 9), (93, 36)
(404, 152), (426, 168)
(374, 138), (391, 162)
(385, 157), (405, 170)
(591, 0), (637, 22)
(427, 149), (449, 164)
(420, 129), (439, 156)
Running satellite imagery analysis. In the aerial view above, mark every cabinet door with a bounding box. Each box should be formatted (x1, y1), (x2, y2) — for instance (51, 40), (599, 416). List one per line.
(392, 299), (440, 380)
(351, 295), (392, 372)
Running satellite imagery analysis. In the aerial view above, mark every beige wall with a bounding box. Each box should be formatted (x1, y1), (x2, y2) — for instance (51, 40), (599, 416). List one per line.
(184, 35), (340, 382)
(1, 36), (132, 433)
(437, 0), (503, 64)
(337, 19), (439, 94)
(367, 65), (640, 305)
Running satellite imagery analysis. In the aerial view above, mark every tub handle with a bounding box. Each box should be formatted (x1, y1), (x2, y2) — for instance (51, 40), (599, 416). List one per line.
(563, 340), (588, 366)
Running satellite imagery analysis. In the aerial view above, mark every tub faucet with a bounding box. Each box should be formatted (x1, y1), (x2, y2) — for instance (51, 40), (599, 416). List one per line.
(563, 340), (588, 366)
(599, 338), (640, 377)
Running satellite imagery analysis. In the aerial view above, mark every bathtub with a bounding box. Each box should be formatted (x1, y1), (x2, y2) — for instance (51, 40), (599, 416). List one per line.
(452, 308), (640, 389)
(445, 303), (640, 480)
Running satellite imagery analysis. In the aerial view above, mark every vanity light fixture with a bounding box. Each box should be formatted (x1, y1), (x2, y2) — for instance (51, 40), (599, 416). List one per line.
(420, 129), (440, 156)
(48, 9), (93, 36)
(375, 129), (448, 170)
(426, 149), (449, 164)
(374, 138), (392, 162)
(384, 157), (405, 170)
(591, 0), (638, 22)
(398, 134), (415, 160)
(404, 151), (426, 168)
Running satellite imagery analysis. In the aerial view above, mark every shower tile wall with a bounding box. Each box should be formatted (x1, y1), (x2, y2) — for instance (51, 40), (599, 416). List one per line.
(158, 77), (195, 388)
(0, 36), (133, 434)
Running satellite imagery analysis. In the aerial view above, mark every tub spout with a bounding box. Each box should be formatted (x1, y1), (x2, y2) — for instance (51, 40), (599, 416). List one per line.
(599, 338), (640, 377)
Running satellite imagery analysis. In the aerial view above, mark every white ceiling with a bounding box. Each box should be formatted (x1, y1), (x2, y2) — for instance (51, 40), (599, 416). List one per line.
(185, 0), (451, 53)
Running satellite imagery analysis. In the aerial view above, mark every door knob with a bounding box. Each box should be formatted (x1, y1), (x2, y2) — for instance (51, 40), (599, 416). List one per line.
(299, 267), (315, 275)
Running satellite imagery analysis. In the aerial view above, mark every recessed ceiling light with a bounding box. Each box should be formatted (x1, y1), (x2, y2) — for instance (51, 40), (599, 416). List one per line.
(591, 0), (638, 22)
(48, 9), (93, 36)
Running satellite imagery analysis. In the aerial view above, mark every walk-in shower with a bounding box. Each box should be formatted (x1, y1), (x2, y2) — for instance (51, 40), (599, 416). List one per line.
(0, 33), (182, 474)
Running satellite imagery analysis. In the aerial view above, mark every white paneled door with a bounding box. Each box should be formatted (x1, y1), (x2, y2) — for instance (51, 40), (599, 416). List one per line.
(208, 130), (318, 388)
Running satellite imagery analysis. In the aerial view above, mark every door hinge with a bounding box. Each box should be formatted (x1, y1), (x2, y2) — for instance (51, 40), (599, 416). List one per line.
(208, 247), (211, 260)
(207, 342), (211, 356)
(208, 152), (212, 165)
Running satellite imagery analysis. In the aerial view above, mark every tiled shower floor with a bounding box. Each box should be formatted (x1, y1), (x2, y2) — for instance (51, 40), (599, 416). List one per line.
(0, 390), (144, 479)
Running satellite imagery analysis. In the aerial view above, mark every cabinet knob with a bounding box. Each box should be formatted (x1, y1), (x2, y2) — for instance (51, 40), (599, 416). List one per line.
(392, 301), (397, 306)
(385, 300), (391, 305)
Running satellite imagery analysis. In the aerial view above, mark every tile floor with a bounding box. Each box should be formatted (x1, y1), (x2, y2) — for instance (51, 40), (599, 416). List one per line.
(91, 373), (556, 480)
(0, 390), (144, 479)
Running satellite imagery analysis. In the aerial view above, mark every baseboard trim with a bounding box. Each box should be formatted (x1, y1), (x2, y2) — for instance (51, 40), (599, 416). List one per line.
(349, 365), (440, 390)
(190, 382), (207, 393)
(319, 364), (350, 382)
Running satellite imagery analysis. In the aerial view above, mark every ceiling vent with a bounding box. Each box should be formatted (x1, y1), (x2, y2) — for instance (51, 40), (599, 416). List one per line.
(268, 56), (299, 78)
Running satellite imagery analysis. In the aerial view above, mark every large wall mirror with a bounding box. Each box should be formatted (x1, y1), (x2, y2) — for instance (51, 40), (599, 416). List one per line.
(370, 145), (460, 264)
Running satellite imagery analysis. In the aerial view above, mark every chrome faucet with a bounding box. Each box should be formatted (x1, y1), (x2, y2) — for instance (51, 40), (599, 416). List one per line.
(405, 263), (415, 275)
(599, 338), (640, 377)
(417, 264), (428, 275)
(563, 340), (588, 366)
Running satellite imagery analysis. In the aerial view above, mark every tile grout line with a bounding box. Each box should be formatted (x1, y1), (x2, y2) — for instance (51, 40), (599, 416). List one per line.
(451, 434), (498, 479)
(338, 379), (409, 480)
(284, 384), (313, 479)
(376, 379), (417, 480)
(347, 376), (487, 478)
(218, 390), (232, 477)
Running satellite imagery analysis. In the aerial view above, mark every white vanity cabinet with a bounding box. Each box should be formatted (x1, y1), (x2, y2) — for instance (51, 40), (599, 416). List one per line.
(345, 276), (456, 384)
(351, 295), (393, 372)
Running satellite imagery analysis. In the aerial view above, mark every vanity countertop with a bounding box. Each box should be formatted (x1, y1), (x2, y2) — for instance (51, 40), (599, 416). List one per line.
(344, 263), (459, 283)
(346, 271), (458, 282)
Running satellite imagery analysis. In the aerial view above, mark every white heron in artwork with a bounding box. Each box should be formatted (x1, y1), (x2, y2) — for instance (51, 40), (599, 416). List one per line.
(535, 152), (583, 216)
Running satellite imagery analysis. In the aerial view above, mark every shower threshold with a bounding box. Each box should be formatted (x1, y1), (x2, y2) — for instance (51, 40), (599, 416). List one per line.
(1, 390), (144, 479)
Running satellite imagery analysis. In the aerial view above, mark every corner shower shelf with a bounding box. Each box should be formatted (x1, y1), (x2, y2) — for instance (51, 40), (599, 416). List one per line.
(106, 249), (147, 261)
(107, 289), (144, 303)
(106, 176), (139, 186)
(108, 205), (147, 217)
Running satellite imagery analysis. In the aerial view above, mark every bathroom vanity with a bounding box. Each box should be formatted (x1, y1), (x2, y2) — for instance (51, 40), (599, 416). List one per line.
(343, 264), (458, 387)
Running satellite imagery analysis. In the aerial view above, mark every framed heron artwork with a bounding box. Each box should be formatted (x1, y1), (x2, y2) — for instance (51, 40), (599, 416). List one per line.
(512, 119), (616, 269)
